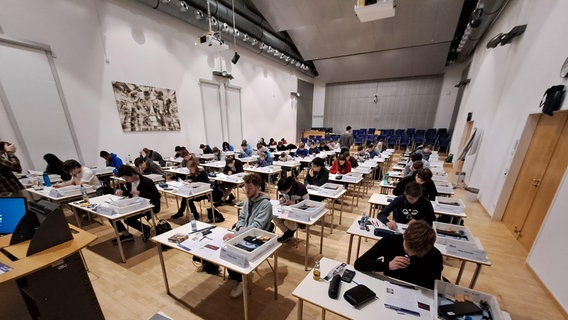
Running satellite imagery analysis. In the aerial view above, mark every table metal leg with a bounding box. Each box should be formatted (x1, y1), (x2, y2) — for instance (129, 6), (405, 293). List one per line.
(356, 237), (362, 259)
(156, 244), (171, 294)
(111, 220), (127, 263)
(71, 206), (82, 228)
(319, 217), (324, 254)
(273, 252), (279, 299)
(347, 234), (354, 264)
(469, 264), (483, 289)
(304, 226), (310, 271)
(297, 299), (304, 320)
(329, 199), (335, 234)
(243, 274), (250, 320)
(456, 260), (466, 285)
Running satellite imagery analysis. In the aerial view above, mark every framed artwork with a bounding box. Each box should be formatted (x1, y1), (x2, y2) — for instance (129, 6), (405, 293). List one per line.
(112, 81), (181, 132)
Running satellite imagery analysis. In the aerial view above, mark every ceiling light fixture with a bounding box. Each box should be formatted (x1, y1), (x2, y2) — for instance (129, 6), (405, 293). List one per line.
(161, 0), (171, 3)
(179, 1), (189, 12)
(195, 10), (204, 20)
(251, 39), (257, 46)
(242, 34), (249, 42)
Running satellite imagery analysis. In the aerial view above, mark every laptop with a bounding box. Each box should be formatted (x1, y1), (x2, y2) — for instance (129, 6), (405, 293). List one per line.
(0, 197), (28, 235)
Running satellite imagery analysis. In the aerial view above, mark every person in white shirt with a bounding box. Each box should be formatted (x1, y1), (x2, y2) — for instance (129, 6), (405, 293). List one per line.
(55, 159), (102, 194)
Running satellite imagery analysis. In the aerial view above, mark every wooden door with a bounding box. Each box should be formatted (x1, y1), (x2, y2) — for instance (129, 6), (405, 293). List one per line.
(502, 111), (568, 251)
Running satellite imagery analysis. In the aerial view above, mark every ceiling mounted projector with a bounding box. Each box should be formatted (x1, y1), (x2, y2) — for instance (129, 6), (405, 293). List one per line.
(213, 70), (234, 80)
(354, 0), (396, 22)
(195, 33), (229, 52)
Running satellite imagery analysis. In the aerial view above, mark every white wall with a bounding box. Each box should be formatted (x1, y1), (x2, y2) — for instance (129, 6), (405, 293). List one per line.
(433, 63), (465, 130)
(312, 81), (326, 128)
(0, 0), (302, 168)
(446, 0), (568, 311)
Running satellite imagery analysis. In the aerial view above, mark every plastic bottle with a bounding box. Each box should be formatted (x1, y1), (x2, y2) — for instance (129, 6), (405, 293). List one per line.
(43, 173), (52, 187)
(313, 260), (321, 281)
(190, 216), (197, 232)
(359, 214), (367, 230)
(383, 172), (389, 184)
(127, 154), (133, 164)
(80, 184), (89, 204)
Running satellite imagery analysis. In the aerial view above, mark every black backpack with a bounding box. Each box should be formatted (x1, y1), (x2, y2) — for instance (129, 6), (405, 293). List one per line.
(540, 85), (565, 116)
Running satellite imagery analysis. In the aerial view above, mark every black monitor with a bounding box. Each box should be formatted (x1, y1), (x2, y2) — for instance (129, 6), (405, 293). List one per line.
(0, 197), (28, 235)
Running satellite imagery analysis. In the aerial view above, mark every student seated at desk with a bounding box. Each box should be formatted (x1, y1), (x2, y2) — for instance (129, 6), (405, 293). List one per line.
(222, 141), (234, 152)
(222, 173), (273, 298)
(112, 165), (161, 243)
(393, 168), (438, 201)
(211, 147), (226, 161)
(273, 176), (309, 242)
(330, 154), (352, 174)
(43, 153), (71, 181)
(214, 156), (243, 205)
(403, 153), (430, 177)
(268, 138), (277, 147)
(141, 147), (165, 167)
(354, 220), (443, 289)
(173, 146), (187, 158)
(279, 151), (297, 178)
(344, 151), (358, 169)
(256, 143), (271, 158)
(366, 143), (379, 159)
(255, 151), (273, 192)
(276, 141), (287, 151)
(308, 142), (320, 155)
(0, 141), (24, 197)
(238, 141), (252, 158)
(319, 140), (330, 151)
(134, 157), (164, 176)
(294, 142), (309, 158)
(377, 182), (435, 230)
(415, 144), (433, 162)
(200, 144), (213, 154)
(171, 159), (210, 220)
(354, 145), (370, 162)
(304, 157), (329, 202)
(55, 160), (103, 195)
(99, 150), (123, 174)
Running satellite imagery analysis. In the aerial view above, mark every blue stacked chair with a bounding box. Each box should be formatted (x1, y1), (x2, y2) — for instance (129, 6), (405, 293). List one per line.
(398, 136), (411, 150)
(387, 135), (399, 149)
(406, 128), (416, 136)
(437, 135), (451, 153)
(395, 129), (405, 136)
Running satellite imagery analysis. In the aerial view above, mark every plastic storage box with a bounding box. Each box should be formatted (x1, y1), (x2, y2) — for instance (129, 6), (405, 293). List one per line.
(288, 199), (326, 222)
(220, 228), (278, 268)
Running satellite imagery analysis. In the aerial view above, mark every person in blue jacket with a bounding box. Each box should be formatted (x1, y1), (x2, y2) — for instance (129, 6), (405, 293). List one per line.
(100, 150), (124, 174)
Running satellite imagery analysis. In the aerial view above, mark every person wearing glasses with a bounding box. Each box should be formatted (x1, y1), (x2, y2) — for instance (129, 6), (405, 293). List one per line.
(377, 182), (435, 231)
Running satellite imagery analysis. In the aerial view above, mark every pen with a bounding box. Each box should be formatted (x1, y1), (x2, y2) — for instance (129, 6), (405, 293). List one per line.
(385, 304), (420, 317)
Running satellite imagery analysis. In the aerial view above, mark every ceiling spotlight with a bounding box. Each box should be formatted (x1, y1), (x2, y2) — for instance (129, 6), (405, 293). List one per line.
(233, 29), (239, 37)
(222, 23), (229, 33)
(285, 56), (290, 62)
(290, 59), (295, 65)
(210, 16), (217, 26)
(179, 1), (189, 12)
(267, 46), (273, 53)
(161, 0), (171, 3)
(242, 34), (249, 42)
(279, 53), (285, 59)
(259, 43), (266, 50)
(195, 10), (204, 20)
(273, 50), (280, 57)
(251, 39), (257, 46)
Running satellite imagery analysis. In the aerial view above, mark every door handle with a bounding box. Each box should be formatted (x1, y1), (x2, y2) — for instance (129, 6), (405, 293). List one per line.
(531, 178), (541, 187)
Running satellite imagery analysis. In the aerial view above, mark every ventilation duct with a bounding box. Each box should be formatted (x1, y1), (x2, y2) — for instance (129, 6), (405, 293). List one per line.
(135, 0), (317, 77)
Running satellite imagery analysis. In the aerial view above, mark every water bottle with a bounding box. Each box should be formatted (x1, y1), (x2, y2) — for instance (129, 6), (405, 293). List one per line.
(359, 214), (367, 230)
(80, 184), (89, 204)
(191, 217), (197, 232)
(383, 172), (389, 184)
(43, 173), (52, 187)
(313, 260), (321, 281)
(127, 154), (133, 164)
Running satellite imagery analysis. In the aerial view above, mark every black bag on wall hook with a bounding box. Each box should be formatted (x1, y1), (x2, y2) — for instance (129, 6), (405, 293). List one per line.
(540, 85), (565, 116)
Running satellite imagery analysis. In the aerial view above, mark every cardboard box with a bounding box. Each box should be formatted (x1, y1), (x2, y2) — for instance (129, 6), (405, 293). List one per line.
(288, 199), (326, 222)
(434, 222), (475, 247)
(318, 183), (344, 196)
(106, 197), (151, 214)
(49, 185), (95, 198)
(220, 228), (278, 268)
(434, 197), (465, 214)
(177, 182), (211, 196)
(434, 280), (503, 320)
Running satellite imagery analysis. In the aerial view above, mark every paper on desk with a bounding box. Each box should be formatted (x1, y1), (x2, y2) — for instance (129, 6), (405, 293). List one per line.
(384, 282), (420, 314)
(270, 200), (283, 218)
(0, 262), (12, 274)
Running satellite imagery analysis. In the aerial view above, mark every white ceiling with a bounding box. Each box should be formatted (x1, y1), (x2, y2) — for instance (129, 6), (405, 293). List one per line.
(250, 0), (465, 83)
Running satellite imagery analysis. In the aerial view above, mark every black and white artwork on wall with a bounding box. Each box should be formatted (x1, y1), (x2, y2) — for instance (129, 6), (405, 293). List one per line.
(112, 81), (181, 132)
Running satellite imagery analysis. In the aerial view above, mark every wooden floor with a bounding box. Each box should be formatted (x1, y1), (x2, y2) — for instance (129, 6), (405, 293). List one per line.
(52, 156), (568, 319)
